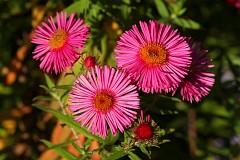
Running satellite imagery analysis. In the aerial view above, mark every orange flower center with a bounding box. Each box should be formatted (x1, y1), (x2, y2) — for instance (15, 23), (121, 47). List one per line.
(94, 92), (114, 111)
(49, 29), (68, 49)
(139, 43), (167, 66)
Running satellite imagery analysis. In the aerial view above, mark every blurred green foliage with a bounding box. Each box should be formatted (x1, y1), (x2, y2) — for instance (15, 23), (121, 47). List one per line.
(0, 0), (240, 159)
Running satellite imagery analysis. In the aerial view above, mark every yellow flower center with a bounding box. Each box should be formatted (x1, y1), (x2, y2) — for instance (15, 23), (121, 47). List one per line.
(49, 29), (68, 49)
(94, 92), (114, 111)
(139, 43), (167, 66)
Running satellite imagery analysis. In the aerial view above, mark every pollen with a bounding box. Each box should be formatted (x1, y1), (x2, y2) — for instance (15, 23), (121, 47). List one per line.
(139, 43), (167, 66)
(94, 92), (114, 112)
(49, 29), (68, 49)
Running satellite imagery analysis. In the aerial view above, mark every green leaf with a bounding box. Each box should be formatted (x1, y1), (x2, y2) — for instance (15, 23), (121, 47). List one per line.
(103, 131), (119, 145)
(139, 145), (151, 159)
(41, 140), (78, 160)
(39, 85), (57, 98)
(84, 138), (93, 150)
(41, 139), (73, 149)
(178, 8), (187, 16)
(79, 155), (89, 160)
(33, 104), (104, 142)
(107, 149), (128, 160)
(71, 141), (86, 155)
(121, 5), (131, 20)
(54, 85), (72, 90)
(64, 0), (91, 16)
(153, 0), (169, 18)
(100, 35), (108, 62)
(160, 95), (181, 102)
(160, 139), (171, 144)
(33, 95), (54, 101)
(158, 128), (175, 136)
(128, 151), (141, 160)
(169, 0), (185, 16)
(61, 90), (71, 103)
(172, 18), (200, 29)
(44, 73), (55, 89)
(39, 85), (52, 93)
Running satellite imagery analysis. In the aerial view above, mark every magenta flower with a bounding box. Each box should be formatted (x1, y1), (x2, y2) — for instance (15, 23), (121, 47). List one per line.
(31, 12), (89, 74)
(68, 65), (140, 138)
(115, 20), (192, 93)
(172, 38), (215, 103)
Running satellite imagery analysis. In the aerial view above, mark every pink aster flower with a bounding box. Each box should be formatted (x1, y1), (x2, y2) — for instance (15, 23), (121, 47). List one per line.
(172, 38), (215, 103)
(115, 20), (192, 93)
(68, 65), (140, 138)
(31, 12), (89, 74)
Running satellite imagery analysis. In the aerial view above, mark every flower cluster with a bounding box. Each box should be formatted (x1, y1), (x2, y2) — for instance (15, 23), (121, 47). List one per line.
(115, 21), (215, 102)
(31, 12), (215, 138)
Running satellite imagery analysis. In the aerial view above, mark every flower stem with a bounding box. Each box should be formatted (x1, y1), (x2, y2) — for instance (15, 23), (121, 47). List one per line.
(56, 96), (83, 148)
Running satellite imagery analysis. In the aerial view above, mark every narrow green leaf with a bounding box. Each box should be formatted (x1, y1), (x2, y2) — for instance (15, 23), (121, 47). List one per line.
(139, 145), (151, 159)
(79, 155), (89, 160)
(121, 5), (131, 20)
(64, 0), (90, 15)
(107, 150), (128, 160)
(41, 139), (73, 149)
(39, 85), (52, 93)
(153, 0), (169, 18)
(71, 142), (86, 155)
(128, 151), (141, 160)
(100, 35), (108, 62)
(84, 138), (93, 150)
(33, 95), (54, 101)
(173, 18), (200, 30)
(178, 8), (187, 16)
(169, 0), (185, 16)
(61, 90), (71, 103)
(160, 139), (171, 144)
(158, 128), (175, 136)
(54, 85), (72, 90)
(160, 95), (181, 102)
(103, 131), (119, 145)
(44, 73), (55, 89)
(33, 104), (104, 142)
(41, 140), (78, 160)
(39, 85), (57, 98)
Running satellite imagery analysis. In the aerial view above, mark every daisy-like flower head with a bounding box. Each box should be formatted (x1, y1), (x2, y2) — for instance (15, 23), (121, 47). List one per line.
(68, 65), (140, 138)
(31, 12), (89, 74)
(115, 20), (192, 93)
(172, 38), (215, 103)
